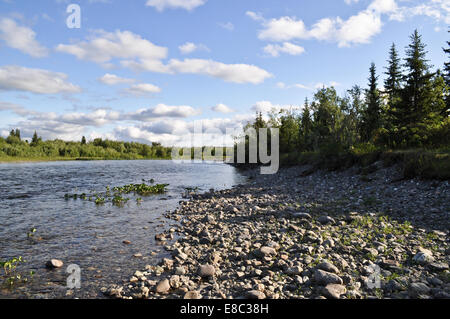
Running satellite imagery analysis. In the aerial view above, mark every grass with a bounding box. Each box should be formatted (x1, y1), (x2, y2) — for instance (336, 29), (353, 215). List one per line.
(280, 147), (450, 180)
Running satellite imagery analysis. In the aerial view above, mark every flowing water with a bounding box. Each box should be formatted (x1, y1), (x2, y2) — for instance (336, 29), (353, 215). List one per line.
(0, 160), (246, 299)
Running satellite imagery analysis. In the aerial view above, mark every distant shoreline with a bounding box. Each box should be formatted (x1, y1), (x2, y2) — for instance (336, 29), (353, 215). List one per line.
(0, 157), (171, 164)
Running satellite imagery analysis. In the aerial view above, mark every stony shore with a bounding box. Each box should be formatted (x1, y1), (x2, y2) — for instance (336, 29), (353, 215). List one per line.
(104, 162), (450, 299)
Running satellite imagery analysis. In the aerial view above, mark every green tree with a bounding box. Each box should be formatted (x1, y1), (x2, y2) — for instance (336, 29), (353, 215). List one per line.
(443, 29), (450, 110)
(299, 98), (313, 151)
(360, 63), (382, 142)
(81, 136), (87, 145)
(395, 30), (435, 146)
(30, 131), (41, 146)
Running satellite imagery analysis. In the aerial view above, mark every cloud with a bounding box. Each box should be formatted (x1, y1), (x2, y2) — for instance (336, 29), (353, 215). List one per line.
(277, 81), (340, 90)
(0, 17), (48, 57)
(250, 1), (389, 47)
(57, 29), (271, 84)
(167, 59), (272, 84)
(263, 42), (305, 57)
(125, 83), (162, 95)
(127, 104), (200, 121)
(212, 103), (234, 114)
(179, 42), (210, 54)
(0, 65), (81, 94)
(218, 22), (234, 31)
(251, 101), (302, 114)
(145, 0), (207, 11)
(98, 73), (135, 85)
(56, 30), (169, 71)
(344, 0), (360, 4)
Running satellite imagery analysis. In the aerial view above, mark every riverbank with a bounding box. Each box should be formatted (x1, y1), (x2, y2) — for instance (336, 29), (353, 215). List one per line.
(106, 161), (450, 299)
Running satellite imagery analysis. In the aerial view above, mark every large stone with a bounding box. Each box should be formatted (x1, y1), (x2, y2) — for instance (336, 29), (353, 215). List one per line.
(156, 279), (170, 294)
(184, 291), (202, 299)
(322, 284), (347, 299)
(314, 269), (343, 285)
(46, 259), (63, 269)
(409, 282), (431, 298)
(413, 248), (434, 265)
(198, 264), (216, 278)
(317, 261), (339, 274)
(256, 246), (277, 257)
(318, 215), (335, 225)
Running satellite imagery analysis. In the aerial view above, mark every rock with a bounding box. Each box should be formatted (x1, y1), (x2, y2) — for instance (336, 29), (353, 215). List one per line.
(46, 259), (63, 269)
(245, 290), (266, 299)
(122, 240), (131, 245)
(293, 213), (312, 219)
(318, 215), (335, 225)
(413, 248), (434, 265)
(363, 248), (379, 257)
(156, 279), (170, 294)
(184, 291), (202, 299)
(175, 266), (186, 276)
(285, 266), (303, 276)
(428, 262), (449, 271)
(409, 282), (431, 298)
(256, 246), (277, 257)
(155, 233), (166, 241)
(133, 253), (143, 258)
(198, 264), (216, 278)
(322, 284), (347, 299)
(314, 269), (343, 285)
(317, 261), (339, 274)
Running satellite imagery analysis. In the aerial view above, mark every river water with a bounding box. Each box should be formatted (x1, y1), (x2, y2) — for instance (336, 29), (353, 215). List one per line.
(0, 160), (246, 299)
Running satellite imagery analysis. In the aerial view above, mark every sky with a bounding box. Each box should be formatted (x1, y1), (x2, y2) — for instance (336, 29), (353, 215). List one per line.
(0, 0), (449, 146)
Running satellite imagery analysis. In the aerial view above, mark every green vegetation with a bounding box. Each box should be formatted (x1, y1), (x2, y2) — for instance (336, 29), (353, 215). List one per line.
(236, 30), (450, 179)
(0, 132), (173, 162)
(0, 256), (35, 287)
(64, 182), (169, 206)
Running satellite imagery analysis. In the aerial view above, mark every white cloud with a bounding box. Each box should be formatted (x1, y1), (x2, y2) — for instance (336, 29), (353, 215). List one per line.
(56, 30), (169, 71)
(263, 42), (305, 57)
(98, 73), (135, 85)
(128, 104), (200, 121)
(125, 83), (162, 95)
(250, 1), (396, 47)
(277, 81), (340, 90)
(167, 59), (272, 84)
(246, 11), (264, 22)
(0, 65), (81, 94)
(344, 0), (360, 4)
(57, 29), (271, 84)
(251, 101), (302, 114)
(145, 0), (207, 11)
(179, 42), (210, 54)
(0, 17), (48, 57)
(212, 103), (234, 113)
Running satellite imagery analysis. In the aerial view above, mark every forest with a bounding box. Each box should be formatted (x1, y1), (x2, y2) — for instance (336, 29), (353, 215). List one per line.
(240, 30), (450, 179)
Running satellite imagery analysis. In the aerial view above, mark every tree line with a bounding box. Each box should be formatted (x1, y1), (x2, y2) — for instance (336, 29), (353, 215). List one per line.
(244, 30), (449, 160)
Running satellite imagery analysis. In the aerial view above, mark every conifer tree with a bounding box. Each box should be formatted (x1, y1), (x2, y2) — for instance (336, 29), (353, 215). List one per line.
(360, 63), (382, 142)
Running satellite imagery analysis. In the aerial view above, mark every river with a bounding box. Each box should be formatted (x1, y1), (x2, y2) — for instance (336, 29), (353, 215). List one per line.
(0, 160), (246, 298)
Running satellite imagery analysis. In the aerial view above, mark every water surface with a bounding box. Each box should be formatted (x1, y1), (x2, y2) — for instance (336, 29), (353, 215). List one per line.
(0, 160), (246, 298)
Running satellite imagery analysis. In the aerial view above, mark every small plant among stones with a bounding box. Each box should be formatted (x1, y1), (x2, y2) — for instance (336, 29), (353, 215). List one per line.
(0, 257), (35, 287)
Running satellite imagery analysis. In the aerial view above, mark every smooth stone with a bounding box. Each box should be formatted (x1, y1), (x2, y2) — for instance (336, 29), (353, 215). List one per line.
(156, 279), (170, 294)
(317, 261), (339, 274)
(46, 259), (63, 269)
(198, 264), (216, 278)
(322, 284), (347, 299)
(184, 291), (202, 299)
(314, 269), (343, 285)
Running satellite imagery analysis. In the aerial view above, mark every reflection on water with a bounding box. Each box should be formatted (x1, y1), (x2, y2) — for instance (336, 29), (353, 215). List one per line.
(0, 160), (246, 299)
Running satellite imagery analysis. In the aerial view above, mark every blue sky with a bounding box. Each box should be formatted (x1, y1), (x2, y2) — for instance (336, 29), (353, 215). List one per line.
(0, 0), (449, 146)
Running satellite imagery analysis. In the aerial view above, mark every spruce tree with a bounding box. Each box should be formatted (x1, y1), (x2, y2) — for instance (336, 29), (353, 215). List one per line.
(299, 98), (313, 151)
(384, 43), (403, 112)
(397, 29), (434, 146)
(81, 136), (87, 145)
(361, 63), (382, 142)
(31, 131), (39, 145)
